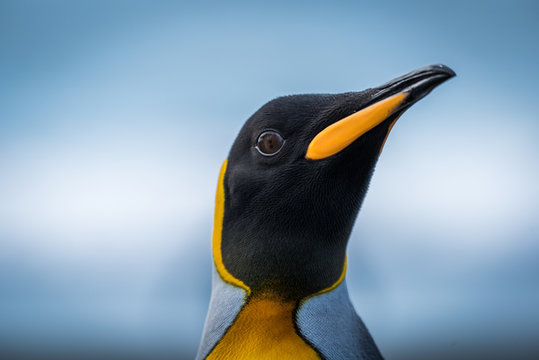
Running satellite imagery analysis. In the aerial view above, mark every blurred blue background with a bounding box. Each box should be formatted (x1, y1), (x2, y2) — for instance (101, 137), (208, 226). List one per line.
(1, 0), (538, 359)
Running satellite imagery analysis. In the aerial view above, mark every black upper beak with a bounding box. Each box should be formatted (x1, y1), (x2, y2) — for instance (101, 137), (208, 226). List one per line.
(372, 64), (456, 110)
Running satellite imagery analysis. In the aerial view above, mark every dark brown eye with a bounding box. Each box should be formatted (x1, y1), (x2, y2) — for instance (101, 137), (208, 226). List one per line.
(256, 131), (284, 156)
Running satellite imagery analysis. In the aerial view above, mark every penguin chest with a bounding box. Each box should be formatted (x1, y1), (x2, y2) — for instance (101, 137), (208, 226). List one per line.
(207, 295), (320, 360)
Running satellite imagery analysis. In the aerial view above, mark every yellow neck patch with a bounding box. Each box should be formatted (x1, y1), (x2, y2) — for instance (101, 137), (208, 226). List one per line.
(207, 293), (320, 360)
(212, 159), (251, 295)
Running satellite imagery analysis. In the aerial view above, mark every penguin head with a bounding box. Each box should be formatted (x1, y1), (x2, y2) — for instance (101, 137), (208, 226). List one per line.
(217, 65), (455, 300)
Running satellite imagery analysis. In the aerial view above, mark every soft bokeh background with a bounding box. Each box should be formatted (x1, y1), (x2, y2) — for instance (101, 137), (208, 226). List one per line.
(1, 0), (538, 359)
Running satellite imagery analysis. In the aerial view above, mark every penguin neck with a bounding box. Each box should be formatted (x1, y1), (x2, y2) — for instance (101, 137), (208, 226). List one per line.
(206, 283), (321, 359)
(202, 269), (356, 360)
(213, 159), (350, 300)
(234, 291), (298, 331)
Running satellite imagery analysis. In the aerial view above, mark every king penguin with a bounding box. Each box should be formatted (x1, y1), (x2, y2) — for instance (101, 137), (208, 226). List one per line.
(196, 64), (455, 360)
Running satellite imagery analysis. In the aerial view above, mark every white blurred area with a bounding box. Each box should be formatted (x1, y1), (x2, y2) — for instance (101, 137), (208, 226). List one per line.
(1, 128), (215, 258)
(0, 123), (222, 352)
(369, 110), (539, 255)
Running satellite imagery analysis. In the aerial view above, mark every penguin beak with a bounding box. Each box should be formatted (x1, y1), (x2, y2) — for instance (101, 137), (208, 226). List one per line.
(305, 64), (455, 160)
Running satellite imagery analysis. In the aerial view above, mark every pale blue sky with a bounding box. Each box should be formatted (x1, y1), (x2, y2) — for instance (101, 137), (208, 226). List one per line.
(1, 1), (538, 358)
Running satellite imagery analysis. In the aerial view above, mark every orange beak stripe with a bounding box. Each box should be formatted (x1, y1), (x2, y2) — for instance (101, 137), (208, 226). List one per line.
(305, 92), (408, 160)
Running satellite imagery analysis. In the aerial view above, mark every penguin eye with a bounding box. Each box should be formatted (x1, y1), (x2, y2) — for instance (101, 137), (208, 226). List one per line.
(256, 131), (285, 156)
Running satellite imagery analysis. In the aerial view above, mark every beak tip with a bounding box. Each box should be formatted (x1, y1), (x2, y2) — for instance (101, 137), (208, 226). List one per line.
(428, 64), (456, 78)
